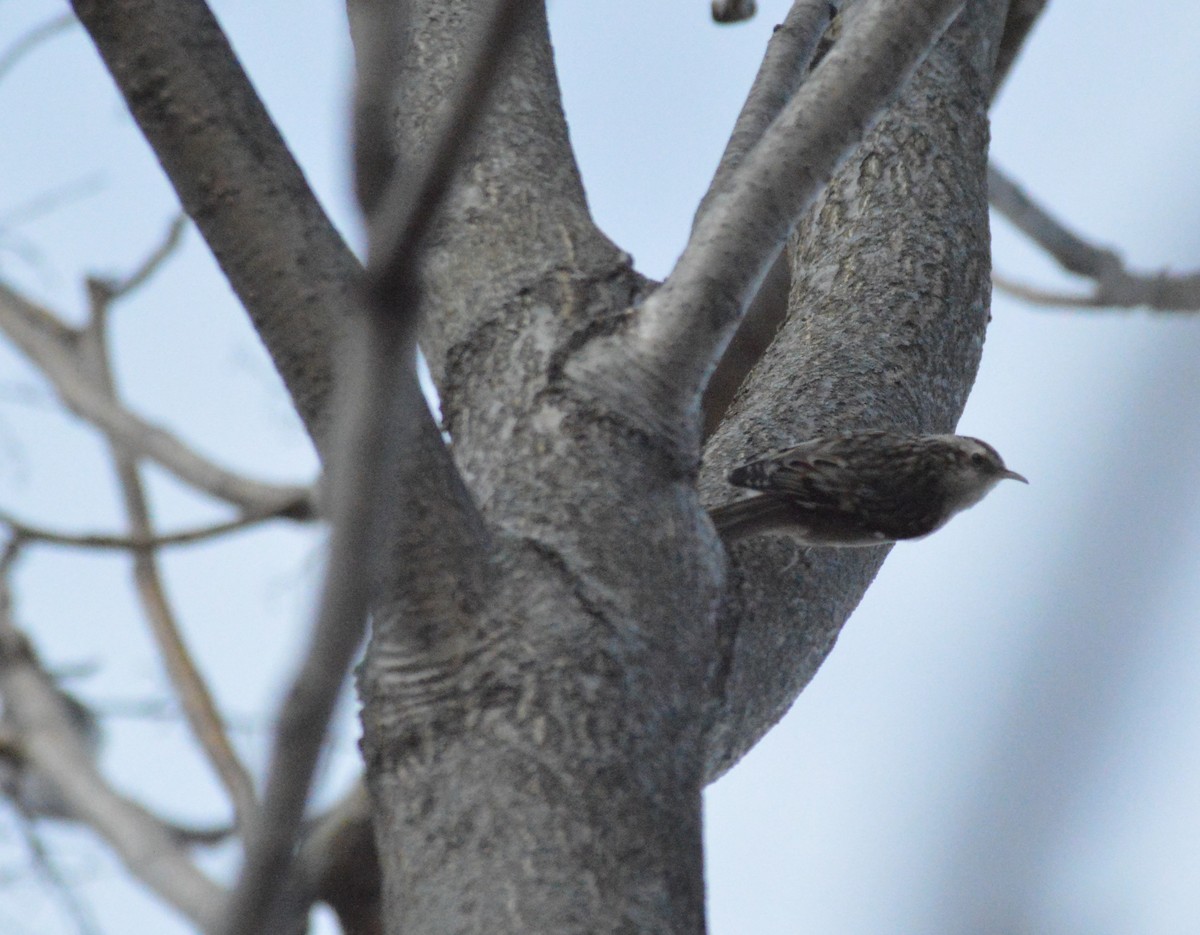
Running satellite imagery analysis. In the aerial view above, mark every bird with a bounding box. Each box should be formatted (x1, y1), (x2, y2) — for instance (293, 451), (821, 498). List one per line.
(709, 431), (1026, 545)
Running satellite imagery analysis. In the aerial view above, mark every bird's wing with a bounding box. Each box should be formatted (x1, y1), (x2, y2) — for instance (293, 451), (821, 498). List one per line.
(730, 450), (850, 510)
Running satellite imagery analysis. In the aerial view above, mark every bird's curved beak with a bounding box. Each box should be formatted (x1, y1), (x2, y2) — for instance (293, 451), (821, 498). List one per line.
(1001, 468), (1029, 484)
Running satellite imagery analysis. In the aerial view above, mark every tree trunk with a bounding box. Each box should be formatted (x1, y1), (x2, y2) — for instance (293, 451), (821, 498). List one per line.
(358, 1), (1008, 933)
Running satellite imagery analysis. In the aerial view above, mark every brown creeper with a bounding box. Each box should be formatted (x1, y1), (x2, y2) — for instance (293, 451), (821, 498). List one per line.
(710, 432), (1027, 545)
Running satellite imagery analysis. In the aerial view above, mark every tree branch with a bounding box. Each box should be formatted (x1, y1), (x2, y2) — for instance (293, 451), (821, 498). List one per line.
(15, 812), (104, 935)
(75, 263), (260, 836)
(698, 0), (835, 224)
(101, 214), (189, 298)
(0, 496), (315, 553)
(0, 280), (310, 514)
(989, 163), (1200, 311)
(68, 0), (356, 445)
(698, 0), (835, 437)
(617, 0), (967, 423)
(0, 550), (225, 930)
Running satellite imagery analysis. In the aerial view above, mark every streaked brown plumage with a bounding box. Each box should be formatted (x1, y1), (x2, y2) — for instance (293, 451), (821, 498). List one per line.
(710, 432), (1026, 545)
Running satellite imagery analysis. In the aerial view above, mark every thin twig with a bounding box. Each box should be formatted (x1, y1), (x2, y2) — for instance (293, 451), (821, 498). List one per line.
(0, 493), (315, 553)
(74, 234), (260, 833)
(989, 163), (1200, 311)
(0, 174), (105, 230)
(105, 213), (189, 300)
(0, 13), (75, 84)
(114, 392), (260, 828)
(991, 274), (1105, 308)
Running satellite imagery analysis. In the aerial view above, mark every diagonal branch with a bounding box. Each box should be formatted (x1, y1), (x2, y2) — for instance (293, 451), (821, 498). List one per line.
(103, 214), (189, 298)
(0, 280), (310, 513)
(624, 0), (966, 418)
(989, 163), (1200, 311)
(698, 0), (836, 436)
(15, 808), (103, 935)
(697, 0), (836, 225)
(0, 547), (225, 930)
(69, 0), (356, 446)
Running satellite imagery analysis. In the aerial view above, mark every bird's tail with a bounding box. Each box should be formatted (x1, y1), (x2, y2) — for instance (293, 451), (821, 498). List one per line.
(707, 495), (787, 542)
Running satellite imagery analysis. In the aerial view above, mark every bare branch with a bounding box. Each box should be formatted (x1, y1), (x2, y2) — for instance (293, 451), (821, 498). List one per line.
(0, 281), (310, 513)
(69, 0), (357, 445)
(0, 174), (105, 231)
(0, 13), (75, 84)
(698, 0), (835, 437)
(100, 213), (189, 301)
(989, 163), (1200, 311)
(0, 560), (225, 929)
(0, 494), (315, 552)
(15, 816), (103, 935)
(127, 536), (259, 827)
(698, 0), (835, 223)
(578, 0), (967, 433)
(71, 269), (260, 837)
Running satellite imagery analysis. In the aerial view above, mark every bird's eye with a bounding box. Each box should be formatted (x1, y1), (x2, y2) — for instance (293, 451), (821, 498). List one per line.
(970, 452), (987, 467)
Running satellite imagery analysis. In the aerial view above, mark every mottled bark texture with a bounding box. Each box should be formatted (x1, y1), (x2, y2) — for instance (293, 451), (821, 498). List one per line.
(356, 4), (714, 934)
(701, 0), (1009, 778)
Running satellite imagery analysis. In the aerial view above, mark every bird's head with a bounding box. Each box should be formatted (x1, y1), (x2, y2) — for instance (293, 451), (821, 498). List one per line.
(937, 435), (1028, 511)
